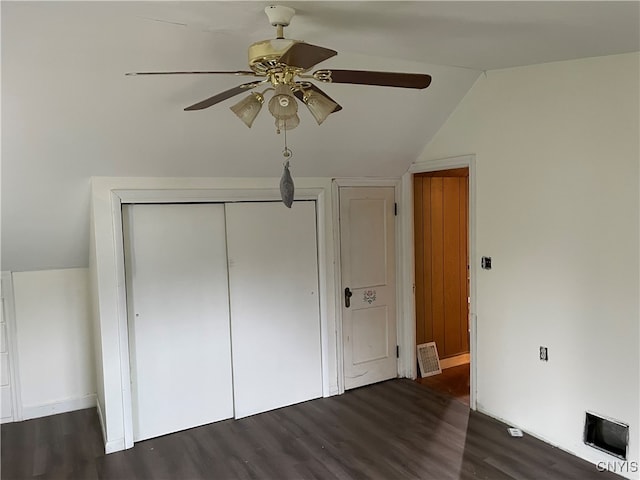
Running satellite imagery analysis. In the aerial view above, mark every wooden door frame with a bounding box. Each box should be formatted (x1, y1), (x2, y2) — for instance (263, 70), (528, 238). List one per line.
(400, 155), (478, 410)
(332, 178), (402, 395)
(1, 271), (22, 423)
(99, 184), (331, 452)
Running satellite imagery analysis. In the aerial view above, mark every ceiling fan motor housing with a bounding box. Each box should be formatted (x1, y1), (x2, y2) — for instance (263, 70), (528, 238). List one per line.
(248, 39), (303, 74)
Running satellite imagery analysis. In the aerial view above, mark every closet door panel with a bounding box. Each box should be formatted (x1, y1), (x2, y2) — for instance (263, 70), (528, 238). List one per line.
(226, 202), (322, 419)
(124, 204), (234, 441)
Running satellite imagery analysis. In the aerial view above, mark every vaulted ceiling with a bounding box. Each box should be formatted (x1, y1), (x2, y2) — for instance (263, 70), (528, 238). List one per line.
(2, 1), (639, 271)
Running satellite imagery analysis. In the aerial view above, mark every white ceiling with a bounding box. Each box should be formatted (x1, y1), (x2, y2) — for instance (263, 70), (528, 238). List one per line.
(2, 1), (639, 271)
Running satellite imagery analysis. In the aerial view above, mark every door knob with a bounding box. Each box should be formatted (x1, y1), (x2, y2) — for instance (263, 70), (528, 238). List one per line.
(345, 287), (353, 308)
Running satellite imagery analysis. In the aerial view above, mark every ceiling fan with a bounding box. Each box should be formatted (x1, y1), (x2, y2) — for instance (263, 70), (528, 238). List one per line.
(126, 5), (432, 131)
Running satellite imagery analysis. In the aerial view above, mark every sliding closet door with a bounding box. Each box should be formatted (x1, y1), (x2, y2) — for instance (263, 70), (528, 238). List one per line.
(123, 204), (234, 441)
(226, 201), (322, 418)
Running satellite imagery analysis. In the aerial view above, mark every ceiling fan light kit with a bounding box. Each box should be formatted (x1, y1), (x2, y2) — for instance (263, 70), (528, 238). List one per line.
(303, 90), (339, 125)
(229, 92), (264, 128)
(268, 84), (298, 120)
(275, 113), (300, 132)
(126, 5), (432, 205)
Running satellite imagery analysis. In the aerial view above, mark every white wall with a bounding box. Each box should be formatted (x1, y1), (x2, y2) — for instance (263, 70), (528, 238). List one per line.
(416, 52), (639, 478)
(12, 268), (96, 418)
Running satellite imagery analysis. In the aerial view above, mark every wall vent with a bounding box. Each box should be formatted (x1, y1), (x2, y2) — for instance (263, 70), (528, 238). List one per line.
(584, 411), (629, 460)
(417, 342), (442, 378)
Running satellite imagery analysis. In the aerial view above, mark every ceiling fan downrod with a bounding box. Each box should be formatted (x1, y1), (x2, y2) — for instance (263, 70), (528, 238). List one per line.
(264, 5), (295, 39)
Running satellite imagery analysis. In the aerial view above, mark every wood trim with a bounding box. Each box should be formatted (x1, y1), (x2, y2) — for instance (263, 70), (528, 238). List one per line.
(439, 353), (471, 370)
(461, 176), (470, 351)
(110, 192), (134, 449)
(413, 178), (425, 346)
(330, 181), (345, 395)
(21, 394), (96, 421)
(408, 156), (474, 173)
(1, 272), (22, 423)
(332, 178), (400, 187)
(314, 191), (334, 397)
(402, 154), (477, 410)
(414, 167), (469, 178)
(109, 185), (334, 452)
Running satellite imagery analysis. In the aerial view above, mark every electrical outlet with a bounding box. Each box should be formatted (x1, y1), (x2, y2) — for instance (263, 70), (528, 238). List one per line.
(539, 346), (548, 361)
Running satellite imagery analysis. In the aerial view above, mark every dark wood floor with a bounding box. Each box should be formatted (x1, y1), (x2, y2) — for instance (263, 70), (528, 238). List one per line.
(417, 364), (471, 406)
(2, 379), (621, 479)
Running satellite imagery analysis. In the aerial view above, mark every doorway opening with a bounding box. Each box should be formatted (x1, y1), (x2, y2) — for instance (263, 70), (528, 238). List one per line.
(413, 168), (470, 406)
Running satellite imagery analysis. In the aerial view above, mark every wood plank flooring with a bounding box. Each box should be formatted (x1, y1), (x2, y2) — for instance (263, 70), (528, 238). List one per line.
(1, 379), (621, 479)
(417, 364), (471, 406)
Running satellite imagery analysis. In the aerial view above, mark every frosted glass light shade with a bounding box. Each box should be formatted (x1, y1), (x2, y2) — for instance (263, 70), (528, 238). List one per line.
(268, 84), (298, 120)
(230, 93), (264, 128)
(275, 113), (299, 132)
(304, 90), (338, 125)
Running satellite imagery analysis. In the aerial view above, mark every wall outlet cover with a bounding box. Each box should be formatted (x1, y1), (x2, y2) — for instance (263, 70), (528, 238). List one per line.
(540, 346), (548, 361)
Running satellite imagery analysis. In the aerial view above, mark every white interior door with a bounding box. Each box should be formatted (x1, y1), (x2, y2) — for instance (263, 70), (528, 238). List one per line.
(226, 201), (322, 419)
(123, 204), (234, 441)
(340, 187), (397, 390)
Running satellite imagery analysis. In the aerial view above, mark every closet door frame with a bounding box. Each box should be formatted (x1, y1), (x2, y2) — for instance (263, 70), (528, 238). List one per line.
(109, 187), (330, 451)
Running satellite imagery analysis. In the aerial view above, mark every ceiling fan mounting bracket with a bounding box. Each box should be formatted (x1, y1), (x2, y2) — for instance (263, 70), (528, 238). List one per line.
(265, 5), (295, 27)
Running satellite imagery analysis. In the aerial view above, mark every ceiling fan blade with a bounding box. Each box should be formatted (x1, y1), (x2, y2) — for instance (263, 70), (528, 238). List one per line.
(278, 42), (337, 70)
(294, 83), (342, 112)
(125, 70), (258, 77)
(184, 81), (263, 111)
(319, 70), (432, 89)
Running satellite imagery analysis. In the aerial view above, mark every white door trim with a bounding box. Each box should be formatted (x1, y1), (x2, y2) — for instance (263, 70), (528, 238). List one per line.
(401, 155), (478, 410)
(332, 178), (402, 394)
(109, 187), (330, 449)
(1, 272), (22, 423)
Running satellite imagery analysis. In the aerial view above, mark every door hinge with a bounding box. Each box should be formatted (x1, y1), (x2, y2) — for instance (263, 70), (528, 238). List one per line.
(394, 203), (398, 216)
(396, 345), (400, 358)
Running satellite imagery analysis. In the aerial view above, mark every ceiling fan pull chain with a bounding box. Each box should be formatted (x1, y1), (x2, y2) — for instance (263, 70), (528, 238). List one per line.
(282, 120), (293, 160)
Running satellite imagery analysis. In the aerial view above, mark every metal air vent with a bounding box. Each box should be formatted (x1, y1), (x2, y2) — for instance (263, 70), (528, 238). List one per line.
(417, 342), (442, 378)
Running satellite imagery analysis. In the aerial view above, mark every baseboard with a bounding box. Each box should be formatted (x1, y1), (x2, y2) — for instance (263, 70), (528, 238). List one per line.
(96, 398), (126, 454)
(440, 353), (470, 370)
(105, 437), (126, 454)
(474, 405), (635, 480)
(96, 398), (107, 446)
(22, 393), (96, 420)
